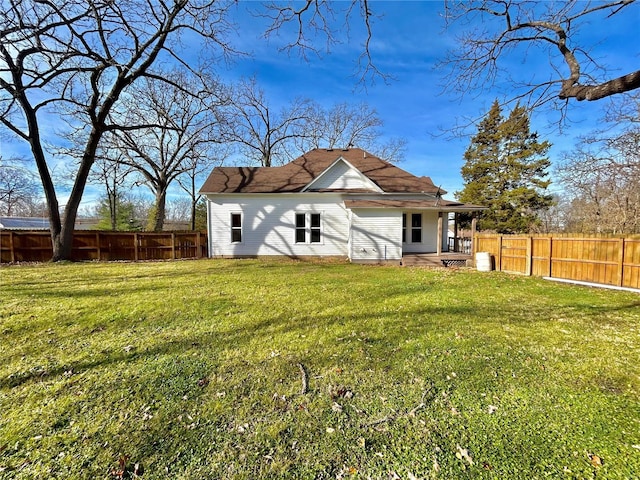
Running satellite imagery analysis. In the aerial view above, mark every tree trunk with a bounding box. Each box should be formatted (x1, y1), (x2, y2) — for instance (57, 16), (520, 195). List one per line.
(17, 89), (63, 260)
(189, 175), (198, 231)
(51, 126), (103, 261)
(190, 197), (197, 231)
(109, 191), (117, 231)
(148, 188), (167, 232)
(51, 222), (75, 262)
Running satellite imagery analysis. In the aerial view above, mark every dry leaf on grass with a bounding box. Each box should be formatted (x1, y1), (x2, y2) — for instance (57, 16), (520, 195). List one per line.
(589, 453), (603, 468)
(456, 444), (474, 465)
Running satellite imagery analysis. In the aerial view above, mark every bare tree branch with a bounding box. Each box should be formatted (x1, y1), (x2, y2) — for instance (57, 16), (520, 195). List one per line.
(107, 71), (227, 231)
(0, 0), (236, 259)
(260, 0), (389, 85)
(442, 0), (640, 113)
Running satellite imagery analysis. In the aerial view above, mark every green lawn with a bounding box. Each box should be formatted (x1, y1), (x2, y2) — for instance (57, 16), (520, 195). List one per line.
(1, 259), (639, 479)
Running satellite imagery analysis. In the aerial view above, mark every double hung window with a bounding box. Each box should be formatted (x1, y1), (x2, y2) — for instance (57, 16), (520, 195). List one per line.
(411, 213), (422, 243)
(295, 213), (322, 243)
(310, 213), (321, 243)
(295, 213), (306, 243)
(230, 213), (242, 243)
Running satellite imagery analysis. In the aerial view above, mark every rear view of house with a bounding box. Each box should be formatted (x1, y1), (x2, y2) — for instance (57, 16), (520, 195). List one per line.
(199, 148), (483, 263)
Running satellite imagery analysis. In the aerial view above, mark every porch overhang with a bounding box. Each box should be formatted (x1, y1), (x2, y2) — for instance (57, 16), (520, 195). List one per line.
(344, 198), (485, 258)
(343, 199), (486, 212)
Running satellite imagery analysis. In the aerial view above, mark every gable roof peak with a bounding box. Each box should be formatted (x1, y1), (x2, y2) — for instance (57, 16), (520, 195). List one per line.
(199, 148), (442, 195)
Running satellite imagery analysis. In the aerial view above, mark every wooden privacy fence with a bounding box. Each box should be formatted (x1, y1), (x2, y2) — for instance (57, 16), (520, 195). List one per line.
(0, 230), (207, 263)
(475, 234), (640, 290)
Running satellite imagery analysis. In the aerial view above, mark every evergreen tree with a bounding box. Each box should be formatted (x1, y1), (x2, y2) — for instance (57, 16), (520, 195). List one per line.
(194, 198), (208, 231)
(457, 101), (553, 233)
(94, 194), (142, 231)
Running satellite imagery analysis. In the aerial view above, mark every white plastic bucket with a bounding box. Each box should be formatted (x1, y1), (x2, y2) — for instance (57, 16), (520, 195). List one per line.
(475, 252), (493, 272)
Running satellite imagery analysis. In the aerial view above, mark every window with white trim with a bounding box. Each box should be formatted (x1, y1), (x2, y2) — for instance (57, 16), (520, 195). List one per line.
(230, 213), (242, 243)
(295, 212), (322, 243)
(402, 213), (407, 243)
(310, 213), (321, 243)
(411, 213), (422, 243)
(295, 213), (306, 243)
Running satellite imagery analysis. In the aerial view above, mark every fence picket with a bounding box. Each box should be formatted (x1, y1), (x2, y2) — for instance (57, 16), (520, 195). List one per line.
(475, 234), (640, 290)
(0, 230), (208, 263)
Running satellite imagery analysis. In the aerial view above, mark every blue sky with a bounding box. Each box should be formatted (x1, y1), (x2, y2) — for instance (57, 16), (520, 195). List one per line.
(1, 0), (638, 210)
(223, 0), (639, 198)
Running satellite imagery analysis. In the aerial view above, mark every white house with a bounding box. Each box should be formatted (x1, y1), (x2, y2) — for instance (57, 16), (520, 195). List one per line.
(199, 148), (483, 263)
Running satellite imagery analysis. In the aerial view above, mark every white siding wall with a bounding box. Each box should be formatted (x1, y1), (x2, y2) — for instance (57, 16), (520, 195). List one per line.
(205, 191), (450, 260)
(349, 209), (402, 262)
(402, 210), (440, 253)
(207, 194), (350, 257)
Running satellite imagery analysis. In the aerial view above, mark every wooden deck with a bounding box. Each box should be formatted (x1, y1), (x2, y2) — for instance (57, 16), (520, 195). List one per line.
(401, 252), (472, 267)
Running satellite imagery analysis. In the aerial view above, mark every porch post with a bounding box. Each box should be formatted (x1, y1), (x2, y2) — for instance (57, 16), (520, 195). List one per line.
(436, 212), (443, 256)
(471, 216), (477, 256)
(453, 213), (459, 253)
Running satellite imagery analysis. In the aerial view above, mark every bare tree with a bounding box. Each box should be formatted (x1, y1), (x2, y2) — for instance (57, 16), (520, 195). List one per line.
(165, 197), (192, 224)
(1, 0), (394, 256)
(110, 72), (226, 231)
(223, 84), (407, 166)
(556, 101), (640, 233)
(260, 0), (383, 84)
(220, 77), (315, 167)
(533, 194), (569, 234)
(177, 143), (231, 230)
(304, 102), (382, 150)
(90, 152), (134, 231)
(371, 137), (408, 164)
(0, 159), (40, 216)
(442, 1), (640, 112)
(0, 0), (235, 259)
(301, 102), (407, 162)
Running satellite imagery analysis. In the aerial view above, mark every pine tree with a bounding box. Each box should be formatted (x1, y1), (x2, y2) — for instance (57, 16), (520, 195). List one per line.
(457, 101), (553, 233)
(94, 194), (142, 231)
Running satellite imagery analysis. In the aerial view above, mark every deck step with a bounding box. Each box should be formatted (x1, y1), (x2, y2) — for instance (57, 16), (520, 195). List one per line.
(401, 254), (471, 268)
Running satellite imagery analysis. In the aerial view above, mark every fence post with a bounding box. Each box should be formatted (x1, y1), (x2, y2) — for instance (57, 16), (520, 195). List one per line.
(525, 236), (533, 276)
(196, 231), (202, 258)
(96, 232), (101, 261)
(9, 231), (15, 263)
(617, 238), (625, 287)
(496, 235), (503, 272)
(171, 233), (176, 260)
(134, 233), (139, 261)
(547, 236), (553, 278)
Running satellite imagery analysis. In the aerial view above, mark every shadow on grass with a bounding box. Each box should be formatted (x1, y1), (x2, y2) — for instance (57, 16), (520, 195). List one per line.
(5, 291), (638, 390)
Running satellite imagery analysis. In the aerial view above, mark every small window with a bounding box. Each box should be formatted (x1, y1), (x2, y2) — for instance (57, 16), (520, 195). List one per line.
(411, 213), (422, 243)
(231, 213), (242, 243)
(310, 213), (321, 243)
(295, 213), (306, 243)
